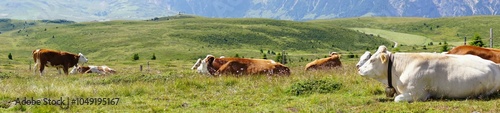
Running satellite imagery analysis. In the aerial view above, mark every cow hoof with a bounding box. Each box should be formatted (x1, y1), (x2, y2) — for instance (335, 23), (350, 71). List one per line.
(385, 87), (396, 98)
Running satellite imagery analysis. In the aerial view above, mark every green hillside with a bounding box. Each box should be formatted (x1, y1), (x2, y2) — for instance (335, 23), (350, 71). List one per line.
(311, 16), (500, 47)
(0, 17), (391, 66)
(3, 16), (500, 112)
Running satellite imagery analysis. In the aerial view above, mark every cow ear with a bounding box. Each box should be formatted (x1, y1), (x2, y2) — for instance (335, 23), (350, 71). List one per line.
(380, 53), (387, 64)
(207, 56), (215, 65)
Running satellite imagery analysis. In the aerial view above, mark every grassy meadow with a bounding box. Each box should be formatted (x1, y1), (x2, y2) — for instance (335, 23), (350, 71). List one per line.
(2, 59), (500, 112)
(311, 16), (500, 48)
(1, 16), (500, 112)
(350, 28), (431, 45)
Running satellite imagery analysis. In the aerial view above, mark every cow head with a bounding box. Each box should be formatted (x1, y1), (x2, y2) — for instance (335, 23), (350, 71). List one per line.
(70, 66), (79, 74)
(356, 51), (371, 68)
(198, 55), (216, 75)
(78, 53), (88, 65)
(358, 46), (390, 80)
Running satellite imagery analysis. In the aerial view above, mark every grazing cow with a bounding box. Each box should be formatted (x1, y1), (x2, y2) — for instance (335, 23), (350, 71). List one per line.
(199, 55), (290, 76)
(356, 51), (371, 68)
(304, 52), (342, 71)
(70, 65), (116, 75)
(447, 45), (500, 63)
(358, 45), (500, 102)
(33, 49), (88, 76)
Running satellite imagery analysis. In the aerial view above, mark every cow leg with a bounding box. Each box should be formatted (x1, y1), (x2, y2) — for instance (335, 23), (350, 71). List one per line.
(33, 60), (39, 76)
(63, 66), (69, 75)
(39, 64), (45, 76)
(395, 70), (429, 102)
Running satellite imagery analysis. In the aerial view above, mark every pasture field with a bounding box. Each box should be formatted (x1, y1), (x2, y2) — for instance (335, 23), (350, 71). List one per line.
(350, 28), (431, 45)
(1, 58), (500, 112)
(1, 16), (500, 112)
(312, 16), (500, 48)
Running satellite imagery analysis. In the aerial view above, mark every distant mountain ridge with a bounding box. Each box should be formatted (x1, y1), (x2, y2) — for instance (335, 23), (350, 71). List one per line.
(0, 0), (499, 22)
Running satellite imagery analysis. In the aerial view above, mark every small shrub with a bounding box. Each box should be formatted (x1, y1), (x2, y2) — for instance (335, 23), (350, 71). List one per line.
(151, 53), (156, 60)
(347, 52), (355, 58)
(287, 79), (342, 96)
(441, 42), (449, 52)
(133, 53), (139, 61)
(469, 33), (484, 47)
(275, 53), (282, 62)
(8, 53), (12, 60)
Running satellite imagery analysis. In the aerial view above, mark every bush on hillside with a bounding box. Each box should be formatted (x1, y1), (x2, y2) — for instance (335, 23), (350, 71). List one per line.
(8, 53), (12, 60)
(287, 79), (342, 96)
(151, 53), (156, 60)
(469, 33), (484, 47)
(441, 42), (450, 52)
(133, 53), (139, 61)
(41, 19), (76, 24)
(347, 52), (355, 58)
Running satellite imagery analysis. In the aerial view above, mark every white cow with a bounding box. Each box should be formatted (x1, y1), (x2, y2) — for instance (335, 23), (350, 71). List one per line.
(358, 45), (500, 102)
(70, 65), (116, 75)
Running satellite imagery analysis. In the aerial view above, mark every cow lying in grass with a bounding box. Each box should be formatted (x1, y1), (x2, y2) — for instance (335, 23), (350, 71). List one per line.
(447, 45), (500, 63)
(358, 45), (500, 102)
(305, 52), (342, 71)
(191, 56), (225, 74)
(198, 55), (290, 76)
(70, 65), (116, 75)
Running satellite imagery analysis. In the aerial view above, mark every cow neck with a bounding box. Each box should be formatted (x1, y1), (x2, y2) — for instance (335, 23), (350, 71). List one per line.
(387, 53), (394, 89)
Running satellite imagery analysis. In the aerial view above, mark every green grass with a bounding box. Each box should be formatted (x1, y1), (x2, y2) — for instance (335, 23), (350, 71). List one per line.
(350, 28), (431, 45)
(1, 60), (499, 112)
(311, 16), (500, 48)
(1, 16), (500, 112)
(0, 17), (391, 67)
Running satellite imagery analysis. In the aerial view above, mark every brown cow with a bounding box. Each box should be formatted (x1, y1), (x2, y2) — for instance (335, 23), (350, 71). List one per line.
(70, 65), (116, 75)
(447, 45), (500, 63)
(305, 52), (342, 71)
(33, 49), (88, 76)
(199, 55), (290, 76)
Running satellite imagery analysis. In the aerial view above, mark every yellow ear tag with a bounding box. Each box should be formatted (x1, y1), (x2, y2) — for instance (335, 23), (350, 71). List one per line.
(380, 53), (387, 64)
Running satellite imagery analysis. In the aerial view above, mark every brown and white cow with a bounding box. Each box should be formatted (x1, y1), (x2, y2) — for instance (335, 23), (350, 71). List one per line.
(191, 56), (226, 73)
(70, 65), (116, 75)
(447, 45), (500, 63)
(305, 52), (342, 71)
(198, 55), (290, 76)
(32, 49), (88, 76)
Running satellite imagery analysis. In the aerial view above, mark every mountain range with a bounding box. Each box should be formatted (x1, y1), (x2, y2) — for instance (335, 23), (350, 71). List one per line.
(0, 0), (499, 22)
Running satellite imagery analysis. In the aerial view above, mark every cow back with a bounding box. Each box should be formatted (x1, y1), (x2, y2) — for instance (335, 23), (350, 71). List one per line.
(448, 45), (500, 63)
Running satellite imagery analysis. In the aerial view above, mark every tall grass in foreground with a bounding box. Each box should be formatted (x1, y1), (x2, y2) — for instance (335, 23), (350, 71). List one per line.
(1, 61), (500, 112)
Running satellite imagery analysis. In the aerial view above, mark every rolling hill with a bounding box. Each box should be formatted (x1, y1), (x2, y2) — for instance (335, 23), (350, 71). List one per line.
(0, 16), (391, 68)
(311, 16), (500, 48)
